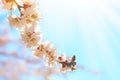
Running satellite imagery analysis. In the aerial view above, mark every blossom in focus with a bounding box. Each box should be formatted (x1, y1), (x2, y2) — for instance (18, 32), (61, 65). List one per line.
(7, 0), (41, 30)
(20, 26), (43, 48)
(21, 2), (41, 22)
(58, 53), (76, 72)
(33, 41), (58, 67)
(46, 47), (57, 67)
(58, 52), (66, 62)
(1, 0), (17, 11)
(33, 43), (46, 58)
(8, 14), (41, 30)
(8, 14), (30, 30)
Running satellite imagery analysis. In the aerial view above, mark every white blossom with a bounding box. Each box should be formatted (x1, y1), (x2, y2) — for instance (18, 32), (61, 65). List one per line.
(8, 14), (25, 30)
(20, 26), (43, 48)
(33, 44), (46, 58)
(46, 48), (57, 67)
(8, 14), (19, 28)
(21, 2), (41, 22)
(58, 53), (76, 73)
(1, 0), (17, 11)
(33, 41), (58, 67)
(58, 52), (66, 62)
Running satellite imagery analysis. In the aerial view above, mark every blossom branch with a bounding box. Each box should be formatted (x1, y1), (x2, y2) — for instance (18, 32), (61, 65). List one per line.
(1, 0), (77, 73)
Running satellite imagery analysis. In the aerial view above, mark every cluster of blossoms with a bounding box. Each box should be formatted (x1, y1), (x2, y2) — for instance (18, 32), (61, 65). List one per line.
(58, 53), (76, 72)
(33, 41), (58, 67)
(1, 0), (76, 72)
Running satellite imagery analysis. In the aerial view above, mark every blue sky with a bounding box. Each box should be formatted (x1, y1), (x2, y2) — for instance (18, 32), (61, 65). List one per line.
(1, 0), (120, 80)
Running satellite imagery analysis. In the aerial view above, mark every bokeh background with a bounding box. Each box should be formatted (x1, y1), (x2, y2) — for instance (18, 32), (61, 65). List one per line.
(0, 0), (120, 80)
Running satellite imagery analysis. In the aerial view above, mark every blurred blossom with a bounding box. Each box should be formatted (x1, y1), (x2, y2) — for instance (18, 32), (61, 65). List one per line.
(20, 25), (43, 48)
(0, 29), (60, 80)
(1, 0), (17, 11)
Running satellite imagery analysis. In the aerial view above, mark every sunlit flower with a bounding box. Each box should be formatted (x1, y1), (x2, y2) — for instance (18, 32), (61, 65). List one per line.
(58, 53), (76, 73)
(46, 48), (57, 67)
(33, 43), (46, 58)
(21, 2), (41, 21)
(23, 10), (41, 25)
(1, 0), (17, 11)
(8, 15), (28, 30)
(8, 14), (19, 28)
(20, 26), (43, 48)
(33, 41), (58, 67)
(7, 1), (41, 30)
(58, 52), (66, 62)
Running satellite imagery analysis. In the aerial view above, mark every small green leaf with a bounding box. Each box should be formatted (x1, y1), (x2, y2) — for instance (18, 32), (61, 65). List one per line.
(72, 67), (77, 71)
